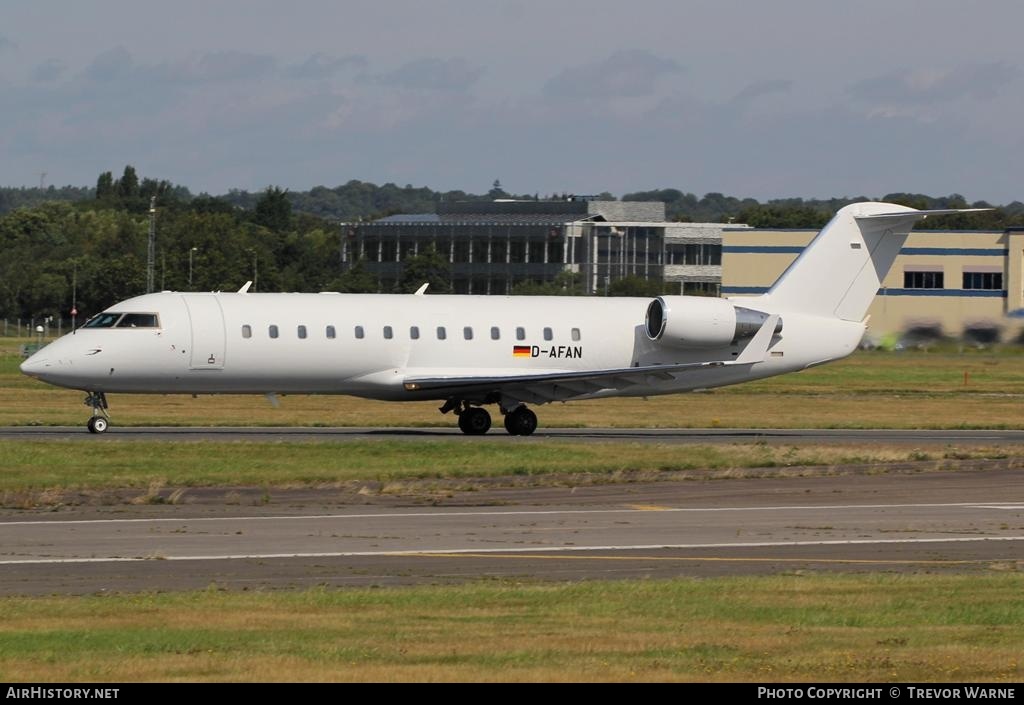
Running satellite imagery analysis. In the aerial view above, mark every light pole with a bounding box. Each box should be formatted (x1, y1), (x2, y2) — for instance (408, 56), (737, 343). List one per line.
(188, 247), (198, 287)
(246, 249), (258, 292)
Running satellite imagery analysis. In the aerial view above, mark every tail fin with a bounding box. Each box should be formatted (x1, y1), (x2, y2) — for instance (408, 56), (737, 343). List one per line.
(759, 202), (989, 321)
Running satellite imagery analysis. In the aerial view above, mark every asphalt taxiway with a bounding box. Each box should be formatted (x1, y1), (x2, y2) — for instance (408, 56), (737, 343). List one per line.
(0, 467), (1020, 595)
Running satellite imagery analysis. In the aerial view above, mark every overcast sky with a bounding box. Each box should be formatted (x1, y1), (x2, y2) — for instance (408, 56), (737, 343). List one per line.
(2, 0), (1023, 202)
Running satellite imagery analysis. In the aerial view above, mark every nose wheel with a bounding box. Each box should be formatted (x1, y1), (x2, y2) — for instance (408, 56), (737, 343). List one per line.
(84, 392), (110, 434)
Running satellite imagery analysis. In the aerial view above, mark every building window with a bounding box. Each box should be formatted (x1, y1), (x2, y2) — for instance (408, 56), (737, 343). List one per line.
(242, 325), (252, 339)
(297, 325), (307, 339)
(269, 325), (279, 339)
(437, 326), (447, 340)
(463, 326), (473, 340)
(355, 325), (364, 339)
(491, 326), (500, 340)
(516, 327), (526, 341)
(543, 327), (553, 341)
(904, 271), (944, 289)
(410, 326), (420, 340)
(683, 282), (721, 297)
(326, 325), (336, 339)
(384, 326), (393, 339)
(666, 243), (722, 266)
(963, 272), (1002, 290)
(571, 328), (581, 342)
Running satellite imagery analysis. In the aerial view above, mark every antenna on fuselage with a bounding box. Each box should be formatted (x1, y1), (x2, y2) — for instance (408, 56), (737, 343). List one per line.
(237, 281), (252, 294)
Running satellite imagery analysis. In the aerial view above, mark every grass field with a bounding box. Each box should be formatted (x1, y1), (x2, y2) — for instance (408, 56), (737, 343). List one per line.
(4, 343), (1024, 429)
(1, 438), (1017, 497)
(0, 575), (1020, 682)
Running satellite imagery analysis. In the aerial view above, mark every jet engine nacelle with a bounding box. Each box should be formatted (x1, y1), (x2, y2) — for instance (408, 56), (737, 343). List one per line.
(644, 296), (782, 349)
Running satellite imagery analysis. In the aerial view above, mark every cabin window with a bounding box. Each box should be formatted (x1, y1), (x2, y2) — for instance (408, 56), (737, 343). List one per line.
(384, 326), (393, 339)
(297, 325), (307, 339)
(116, 313), (159, 328)
(437, 326), (447, 340)
(571, 328), (581, 342)
(463, 326), (473, 340)
(516, 327), (525, 341)
(83, 313), (121, 328)
(491, 326), (500, 340)
(326, 325), (336, 339)
(410, 326), (420, 340)
(543, 327), (553, 341)
(242, 325), (252, 339)
(269, 325), (279, 339)
(355, 325), (365, 339)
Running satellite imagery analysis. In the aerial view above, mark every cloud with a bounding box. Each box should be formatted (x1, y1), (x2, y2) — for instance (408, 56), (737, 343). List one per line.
(542, 50), (682, 99)
(31, 60), (67, 83)
(84, 46), (133, 82)
(81, 47), (276, 87)
(0, 34), (15, 51)
(169, 51), (277, 83)
(372, 57), (482, 92)
(286, 53), (367, 79)
(731, 79), (792, 105)
(849, 62), (1021, 106)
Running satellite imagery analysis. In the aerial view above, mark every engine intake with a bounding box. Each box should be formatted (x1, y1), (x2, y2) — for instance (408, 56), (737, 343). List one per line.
(645, 296), (782, 349)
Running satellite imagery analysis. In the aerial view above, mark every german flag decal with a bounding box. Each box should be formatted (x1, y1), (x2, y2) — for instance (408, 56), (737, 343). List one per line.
(513, 345), (531, 357)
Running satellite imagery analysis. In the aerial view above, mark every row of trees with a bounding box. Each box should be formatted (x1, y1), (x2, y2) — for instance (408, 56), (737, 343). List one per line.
(4, 165), (1024, 322)
(7, 170), (1024, 229)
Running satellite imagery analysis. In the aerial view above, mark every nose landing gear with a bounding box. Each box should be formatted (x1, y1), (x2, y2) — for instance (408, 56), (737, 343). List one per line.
(84, 392), (110, 434)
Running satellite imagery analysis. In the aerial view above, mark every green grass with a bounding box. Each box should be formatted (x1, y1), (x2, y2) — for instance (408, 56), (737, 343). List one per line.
(0, 438), (1015, 495)
(0, 575), (1020, 681)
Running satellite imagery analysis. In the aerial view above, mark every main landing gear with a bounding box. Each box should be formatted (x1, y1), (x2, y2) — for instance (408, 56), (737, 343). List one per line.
(444, 399), (538, 436)
(84, 392), (110, 434)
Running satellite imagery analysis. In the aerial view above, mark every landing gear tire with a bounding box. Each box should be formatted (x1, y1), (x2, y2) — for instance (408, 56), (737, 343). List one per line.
(84, 392), (110, 434)
(504, 406), (538, 436)
(458, 407), (491, 435)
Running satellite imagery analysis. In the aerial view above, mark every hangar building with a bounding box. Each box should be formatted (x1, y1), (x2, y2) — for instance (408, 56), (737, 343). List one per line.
(722, 226), (1024, 342)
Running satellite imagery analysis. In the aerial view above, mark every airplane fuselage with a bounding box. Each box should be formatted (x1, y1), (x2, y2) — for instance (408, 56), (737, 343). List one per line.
(21, 291), (863, 401)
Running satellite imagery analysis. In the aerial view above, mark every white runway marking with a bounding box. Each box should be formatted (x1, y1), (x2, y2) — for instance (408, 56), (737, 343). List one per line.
(1, 501), (1021, 527)
(0, 535), (1021, 566)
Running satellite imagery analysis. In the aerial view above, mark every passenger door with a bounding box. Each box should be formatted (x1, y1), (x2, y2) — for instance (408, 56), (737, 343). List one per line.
(182, 295), (226, 370)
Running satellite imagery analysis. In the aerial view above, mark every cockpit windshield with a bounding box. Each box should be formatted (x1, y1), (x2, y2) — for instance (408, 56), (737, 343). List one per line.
(82, 312), (160, 329)
(116, 313), (159, 328)
(83, 313), (122, 328)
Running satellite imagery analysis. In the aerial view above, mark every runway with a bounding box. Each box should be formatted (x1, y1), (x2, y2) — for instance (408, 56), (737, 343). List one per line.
(3, 425), (1024, 444)
(1, 467), (1021, 595)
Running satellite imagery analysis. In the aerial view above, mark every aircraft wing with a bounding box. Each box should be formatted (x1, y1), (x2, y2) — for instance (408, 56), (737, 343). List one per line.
(404, 314), (779, 404)
(403, 359), (733, 404)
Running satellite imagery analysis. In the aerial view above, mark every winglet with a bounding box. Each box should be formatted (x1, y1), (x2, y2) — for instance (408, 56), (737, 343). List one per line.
(414, 283), (429, 296)
(237, 281), (252, 294)
(735, 314), (779, 365)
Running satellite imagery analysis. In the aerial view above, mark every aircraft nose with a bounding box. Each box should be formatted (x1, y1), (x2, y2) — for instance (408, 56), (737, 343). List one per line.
(20, 356), (49, 378)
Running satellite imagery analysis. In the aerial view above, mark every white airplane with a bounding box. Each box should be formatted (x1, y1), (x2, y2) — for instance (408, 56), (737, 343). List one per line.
(20, 202), (983, 435)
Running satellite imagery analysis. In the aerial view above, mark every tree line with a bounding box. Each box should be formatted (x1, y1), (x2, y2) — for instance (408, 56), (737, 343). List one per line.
(3, 165), (1023, 322)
